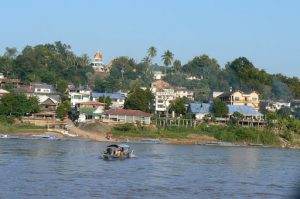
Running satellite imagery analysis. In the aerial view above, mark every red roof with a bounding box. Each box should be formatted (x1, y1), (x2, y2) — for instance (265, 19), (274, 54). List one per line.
(104, 109), (151, 117)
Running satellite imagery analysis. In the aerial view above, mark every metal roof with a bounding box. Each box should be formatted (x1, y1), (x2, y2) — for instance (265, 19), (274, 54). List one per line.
(92, 92), (126, 99)
(189, 103), (211, 114)
(189, 103), (263, 116)
(227, 105), (263, 116)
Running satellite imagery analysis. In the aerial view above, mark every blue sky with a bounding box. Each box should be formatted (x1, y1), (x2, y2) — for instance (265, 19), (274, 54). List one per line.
(1, 0), (300, 77)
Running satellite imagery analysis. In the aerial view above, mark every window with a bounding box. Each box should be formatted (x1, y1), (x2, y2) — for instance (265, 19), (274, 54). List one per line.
(234, 97), (240, 101)
(158, 105), (165, 108)
(252, 97), (257, 101)
(74, 95), (82, 99)
(157, 100), (164, 103)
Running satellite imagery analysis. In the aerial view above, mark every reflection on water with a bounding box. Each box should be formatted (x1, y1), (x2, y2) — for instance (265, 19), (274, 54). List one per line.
(229, 147), (259, 175)
(0, 139), (299, 199)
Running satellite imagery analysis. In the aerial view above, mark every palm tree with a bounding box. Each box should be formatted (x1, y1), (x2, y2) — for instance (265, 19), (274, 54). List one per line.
(161, 50), (174, 73)
(173, 59), (181, 73)
(147, 46), (157, 61)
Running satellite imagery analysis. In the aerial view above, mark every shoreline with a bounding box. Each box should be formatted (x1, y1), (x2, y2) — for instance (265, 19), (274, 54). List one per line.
(1, 125), (299, 150)
(1, 131), (299, 150)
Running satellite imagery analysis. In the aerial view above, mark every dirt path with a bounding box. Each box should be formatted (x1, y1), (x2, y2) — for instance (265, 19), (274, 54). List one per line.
(66, 119), (115, 142)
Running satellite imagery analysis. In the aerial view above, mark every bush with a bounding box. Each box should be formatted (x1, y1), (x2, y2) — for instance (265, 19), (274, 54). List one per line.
(0, 115), (15, 124)
(114, 123), (136, 131)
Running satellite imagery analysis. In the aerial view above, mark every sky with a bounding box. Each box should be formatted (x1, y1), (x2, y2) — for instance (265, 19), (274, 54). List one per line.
(0, 0), (300, 78)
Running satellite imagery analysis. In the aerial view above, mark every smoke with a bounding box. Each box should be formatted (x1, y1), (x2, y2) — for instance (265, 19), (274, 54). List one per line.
(271, 78), (293, 101)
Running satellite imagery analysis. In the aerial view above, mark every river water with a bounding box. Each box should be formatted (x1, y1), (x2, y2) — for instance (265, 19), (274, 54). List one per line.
(0, 139), (299, 199)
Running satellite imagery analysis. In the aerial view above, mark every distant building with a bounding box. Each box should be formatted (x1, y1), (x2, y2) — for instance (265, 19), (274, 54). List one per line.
(91, 51), (108, 72)
(188, 102), (263, 121)
(69, 92), (91, 107)
(153, 87), (194, 114)
(153, 71), (166, 80)
(212, 91), (224, 98)
(37, 95), (59, 111)
(151, 80), (194, 114)
(0, 88), (9, 97)
(186, 76), (202, 80)
(259, 100), (290, 112)
(291, 99), (300, 112)
(218, 90), (259, 111)
(92, 92), (126, 108)
(76, 101), (105, 123)
(151, 80), (170, 93)
(102, 109), (151, 125)
(188, 103), (210, 120)
(13, 83), (61, 107)
(0, 73), (21, 88)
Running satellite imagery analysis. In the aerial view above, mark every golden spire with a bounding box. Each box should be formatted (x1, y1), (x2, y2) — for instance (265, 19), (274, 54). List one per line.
(94, 51), (103, 59)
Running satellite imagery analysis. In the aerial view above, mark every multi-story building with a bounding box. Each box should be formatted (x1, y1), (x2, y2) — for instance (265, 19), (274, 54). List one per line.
(69, 88), (91, 107)
(13, 82), (61, 112)
(151, 80), (194, 114)
(218, 90), (259, 111)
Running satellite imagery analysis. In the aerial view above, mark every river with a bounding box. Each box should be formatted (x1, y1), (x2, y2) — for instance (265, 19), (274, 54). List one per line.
(0, 138), (299, 199)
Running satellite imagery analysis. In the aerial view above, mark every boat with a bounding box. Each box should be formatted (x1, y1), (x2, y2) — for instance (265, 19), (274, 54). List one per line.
(102, 144), (134, 160)
(0, 133), (8, 138)
(32, 134), (58, 140)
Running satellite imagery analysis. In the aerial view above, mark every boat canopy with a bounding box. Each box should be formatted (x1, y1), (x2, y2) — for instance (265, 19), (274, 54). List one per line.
(107, 144), (130, 149)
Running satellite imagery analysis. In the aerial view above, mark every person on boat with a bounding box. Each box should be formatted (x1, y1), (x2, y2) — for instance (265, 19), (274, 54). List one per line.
(119, 148), (125, 157)
(114, 149), (121, 157)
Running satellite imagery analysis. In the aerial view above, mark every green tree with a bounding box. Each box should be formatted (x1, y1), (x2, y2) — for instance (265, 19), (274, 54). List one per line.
(168, 97), (187, 116)
(56, 100), (71, 120)
(161, 50), (174, 73)
(124, 85), (154, 112)
(57, 80), (68, 94)
(147, 46), (157, 62)
(231, 111), (244, 125)
(210, 98), (229, 117)
(98, 96), (112, 110)
(277, 107), (291, 118)
(0, 93), (39, 117)
(173, 59), (181, 73)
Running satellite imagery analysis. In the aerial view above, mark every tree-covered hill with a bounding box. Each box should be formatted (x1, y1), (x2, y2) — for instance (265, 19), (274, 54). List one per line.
(0, 42), (299, 101)
(0, 41), (94, 92)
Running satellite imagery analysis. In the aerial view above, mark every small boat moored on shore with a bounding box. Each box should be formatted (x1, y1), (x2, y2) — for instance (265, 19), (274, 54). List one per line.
(102, 144), (134, 160)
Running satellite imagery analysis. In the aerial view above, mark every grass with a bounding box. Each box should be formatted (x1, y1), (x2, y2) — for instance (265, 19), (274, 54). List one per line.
(0, 122), (47, 134)
(111, 123), (280, 145)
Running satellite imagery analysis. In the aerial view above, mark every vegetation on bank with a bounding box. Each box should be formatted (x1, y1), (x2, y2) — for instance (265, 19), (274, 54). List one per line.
(0, 121), (46, 134)
(111, 111), (300, 146)
(111, 123), (280, 145)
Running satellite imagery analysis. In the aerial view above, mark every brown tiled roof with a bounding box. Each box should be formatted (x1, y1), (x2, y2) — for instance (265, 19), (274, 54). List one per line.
(151, 80), (170, 91)
(12, 85), (33, 93)
(79, 101), (106, 106)
(104, 109), (151, 117)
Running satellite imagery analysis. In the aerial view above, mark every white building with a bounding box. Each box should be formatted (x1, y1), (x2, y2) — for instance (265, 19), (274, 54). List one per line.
(69, 89), (91, 107)
(153, 71), (166, 80)
(91, 51), (108, 72)
(154, 88), (194, 114)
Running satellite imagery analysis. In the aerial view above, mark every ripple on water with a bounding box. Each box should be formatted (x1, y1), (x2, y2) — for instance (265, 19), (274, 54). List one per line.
(0, 139), (299, 199)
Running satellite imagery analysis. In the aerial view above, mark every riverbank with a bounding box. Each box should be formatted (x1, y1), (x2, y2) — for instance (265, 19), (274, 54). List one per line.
(1, 121), (300, 149)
